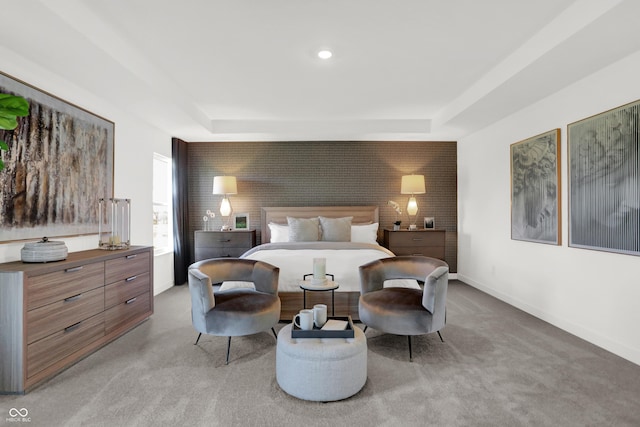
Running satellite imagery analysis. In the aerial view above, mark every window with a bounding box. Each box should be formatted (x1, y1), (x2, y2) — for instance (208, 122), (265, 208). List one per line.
(153, 153), (173, 254)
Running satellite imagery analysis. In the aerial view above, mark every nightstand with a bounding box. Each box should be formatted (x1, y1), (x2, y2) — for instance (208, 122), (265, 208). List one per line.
(383, 228), (446, 260)
(194, 230), (256, 261)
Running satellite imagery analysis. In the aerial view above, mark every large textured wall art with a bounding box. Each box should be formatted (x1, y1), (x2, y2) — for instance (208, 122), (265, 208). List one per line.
(568, 99), (640, 255)
(0, 72), (114, 242)
(510, 129), (561, 245)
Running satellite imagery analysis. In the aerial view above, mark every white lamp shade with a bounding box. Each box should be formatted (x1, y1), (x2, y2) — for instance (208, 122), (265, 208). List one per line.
(400, 175), (425, 194)
(213, 176), (238, 195)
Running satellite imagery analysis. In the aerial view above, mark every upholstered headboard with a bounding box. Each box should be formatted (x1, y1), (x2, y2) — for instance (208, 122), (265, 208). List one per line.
(260, 206), (379, 243)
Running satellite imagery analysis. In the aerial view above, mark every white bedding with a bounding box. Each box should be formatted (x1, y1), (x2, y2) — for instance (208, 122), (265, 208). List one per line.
(219, 242), (419, 293)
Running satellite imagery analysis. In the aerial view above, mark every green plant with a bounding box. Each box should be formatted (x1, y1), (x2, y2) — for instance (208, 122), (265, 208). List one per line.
(0, 93), (30, 170)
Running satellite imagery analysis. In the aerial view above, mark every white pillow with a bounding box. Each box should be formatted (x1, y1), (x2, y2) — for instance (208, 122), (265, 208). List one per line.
(351, 223), (379, 244)
(268, 222), (289, 243)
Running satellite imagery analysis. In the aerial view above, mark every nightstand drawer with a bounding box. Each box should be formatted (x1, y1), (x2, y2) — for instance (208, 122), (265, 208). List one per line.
(194, 230), (256, 261)
(195, 231), (255, 248)
(383, 229), (446, 260)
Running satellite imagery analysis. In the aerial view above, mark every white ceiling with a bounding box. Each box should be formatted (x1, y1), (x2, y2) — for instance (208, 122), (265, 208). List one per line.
(3, 0), (640, 142)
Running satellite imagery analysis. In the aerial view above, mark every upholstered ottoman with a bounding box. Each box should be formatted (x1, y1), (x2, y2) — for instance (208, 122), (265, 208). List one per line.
(276, 323), (367, 402)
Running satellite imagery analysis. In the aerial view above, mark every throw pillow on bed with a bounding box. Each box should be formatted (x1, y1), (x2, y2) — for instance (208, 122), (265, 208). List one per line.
(319, 216), (353, 241)
(287, 216), (320, 241)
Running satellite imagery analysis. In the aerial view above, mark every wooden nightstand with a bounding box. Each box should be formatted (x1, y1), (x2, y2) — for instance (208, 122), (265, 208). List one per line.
(194, 230), (256, 261)
(383, 228), (446, 260)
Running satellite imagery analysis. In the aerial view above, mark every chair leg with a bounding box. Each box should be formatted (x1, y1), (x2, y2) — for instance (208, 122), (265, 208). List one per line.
(225, 337), (232, 365)
(408, 336), (413, 362)
(271, 327), (278, 339)
(363, 325), (368, 333)
(437, 331), (444, 342)
(194, 333), (202, 345)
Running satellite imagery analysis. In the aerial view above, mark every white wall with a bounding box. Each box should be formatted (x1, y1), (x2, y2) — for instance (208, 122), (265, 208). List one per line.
(458, 49), (640, 366)
(0, 48), (174, 295)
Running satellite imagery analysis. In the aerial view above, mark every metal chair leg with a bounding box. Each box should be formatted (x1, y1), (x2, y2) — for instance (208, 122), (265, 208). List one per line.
(271, 327), (278, 339)
(408, 336), (413, 362)
(437, 331), (444, 342)
(194, 333), (202, 345)
(225, 337), (232, 365)
(363, 325), (368, 333)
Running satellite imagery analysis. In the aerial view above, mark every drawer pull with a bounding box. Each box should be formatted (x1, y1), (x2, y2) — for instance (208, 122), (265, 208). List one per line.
(125, 275), (138, 282)
(64, 322), (82, 333)
(125, 297), (137, 304)
(411, 238), (423, 241)
(218, 239), (231, 243)
(64, 294), (82, 303)
(126, 254), (137, 259)
(65, 266), (84, 273)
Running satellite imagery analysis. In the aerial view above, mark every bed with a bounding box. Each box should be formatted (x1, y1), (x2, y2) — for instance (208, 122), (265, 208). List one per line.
(221, 206), (418, 321)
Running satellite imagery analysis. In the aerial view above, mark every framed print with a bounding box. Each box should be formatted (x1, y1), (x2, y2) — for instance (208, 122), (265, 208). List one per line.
(424, 217), (435, 229)
(510, 129), (561, 245)
(568, 99), (640, 255)
(234, 213), (249, 230)
(0, 71), (114, 242)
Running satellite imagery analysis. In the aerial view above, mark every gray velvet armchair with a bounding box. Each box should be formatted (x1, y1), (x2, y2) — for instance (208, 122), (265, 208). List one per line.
(358, 256), (449, 361)
(188, 258), (281, 364)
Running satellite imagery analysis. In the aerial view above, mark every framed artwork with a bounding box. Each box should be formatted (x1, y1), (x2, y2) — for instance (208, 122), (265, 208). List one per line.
(568, 99), (640, 255)
(234, 213), (249, 230)
(424, 217), (435, 229)
(510, 129), (561, 245)
(0, 72), (114, 242)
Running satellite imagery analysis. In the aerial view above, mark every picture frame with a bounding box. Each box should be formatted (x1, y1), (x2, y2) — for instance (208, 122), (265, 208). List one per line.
(0, 71), (114, 242)
(510, 129), (561, 245)
(568, 99), (640, 255)
(424, 217), (435, 229)
(233, 213), (250, 230)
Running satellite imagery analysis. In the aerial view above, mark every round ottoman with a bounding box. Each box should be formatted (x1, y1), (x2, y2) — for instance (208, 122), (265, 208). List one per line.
(276, 323), (367, 401)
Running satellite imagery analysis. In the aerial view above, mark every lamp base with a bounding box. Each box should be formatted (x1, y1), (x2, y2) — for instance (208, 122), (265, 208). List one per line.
(408, 224), (417, 230)
(221, 225), (232, 231)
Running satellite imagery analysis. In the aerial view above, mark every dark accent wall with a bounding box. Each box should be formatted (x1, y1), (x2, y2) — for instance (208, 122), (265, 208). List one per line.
(186, 141), (458, 271)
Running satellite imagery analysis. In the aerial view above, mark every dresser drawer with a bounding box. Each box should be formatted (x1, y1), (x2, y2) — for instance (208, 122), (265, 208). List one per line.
(105, 272), (150, 309)
(389, 246), (446, 258)
(195, 231), (255, 248)
(105, 251), (150, 284)
(27, 262), (105, 311)
(27, 287), (105, 344)
(104, 291), (151, 334)
(27, 312), (104, 379)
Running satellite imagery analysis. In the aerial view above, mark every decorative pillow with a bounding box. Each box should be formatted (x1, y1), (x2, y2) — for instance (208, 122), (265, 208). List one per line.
(286, 217), (320, 242)
(319, 216), (353, 242)
(268, 222), (289, 243)
(351, 222), (379, 244)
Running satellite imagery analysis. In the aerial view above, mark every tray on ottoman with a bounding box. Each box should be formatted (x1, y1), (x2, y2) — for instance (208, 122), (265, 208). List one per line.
(291, 316), (355, 339)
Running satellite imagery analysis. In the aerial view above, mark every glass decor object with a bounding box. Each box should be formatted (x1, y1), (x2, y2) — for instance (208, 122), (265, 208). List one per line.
(99, 198), (131, 250)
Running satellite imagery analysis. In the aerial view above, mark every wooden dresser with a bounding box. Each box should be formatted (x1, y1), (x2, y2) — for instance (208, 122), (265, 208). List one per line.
(0, 246), (153, 394)
(383, 228), (446, 260)
(194, 230), (256, 261)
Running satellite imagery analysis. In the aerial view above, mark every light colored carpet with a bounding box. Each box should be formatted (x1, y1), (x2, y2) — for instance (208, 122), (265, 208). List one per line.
(2, 281), (639, 427)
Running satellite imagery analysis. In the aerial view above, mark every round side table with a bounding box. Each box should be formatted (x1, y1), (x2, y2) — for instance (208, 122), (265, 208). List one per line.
(299, 280), (339, 316)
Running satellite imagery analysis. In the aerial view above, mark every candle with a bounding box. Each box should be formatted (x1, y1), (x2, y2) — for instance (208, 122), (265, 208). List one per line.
(313, 258), (326, 280)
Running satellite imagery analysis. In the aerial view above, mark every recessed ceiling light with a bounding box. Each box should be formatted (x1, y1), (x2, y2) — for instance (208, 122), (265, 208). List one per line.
(317, 50), (332, 59)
